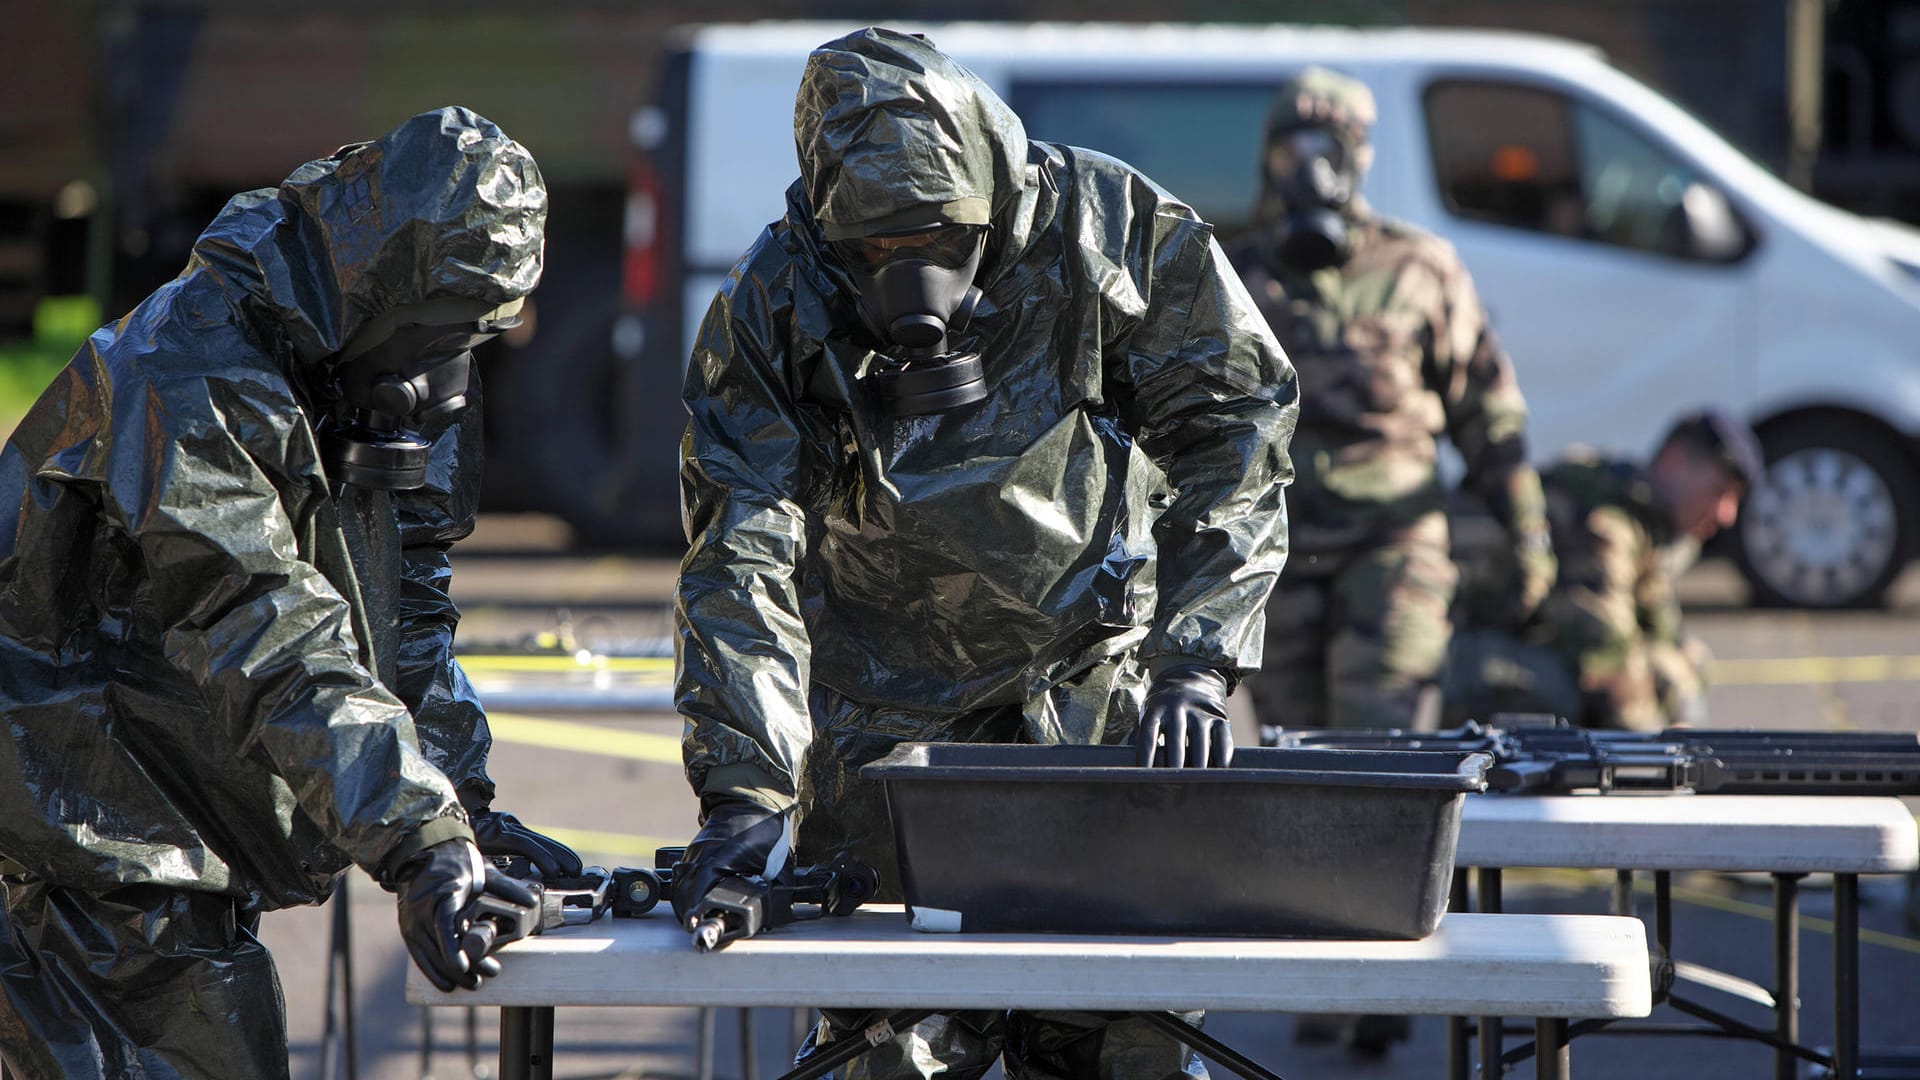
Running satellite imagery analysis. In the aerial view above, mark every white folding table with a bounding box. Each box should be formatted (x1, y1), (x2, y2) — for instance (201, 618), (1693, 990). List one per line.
(1451, 793), (1920, 1080)
(408, 906), (1652, 1080)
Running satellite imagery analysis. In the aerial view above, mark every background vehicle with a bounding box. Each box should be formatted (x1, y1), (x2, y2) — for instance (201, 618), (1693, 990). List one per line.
(623, 20), (1920, 607)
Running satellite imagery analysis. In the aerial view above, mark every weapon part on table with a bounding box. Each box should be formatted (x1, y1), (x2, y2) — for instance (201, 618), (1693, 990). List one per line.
(459, 847), (877, 965)
(1263, 714), (1920, 795)
(674, 848), (880, 953)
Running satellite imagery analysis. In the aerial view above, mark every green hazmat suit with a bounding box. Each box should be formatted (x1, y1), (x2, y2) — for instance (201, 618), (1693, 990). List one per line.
(675, 28), (1297, 1080)
(0, 106), (543, 1079)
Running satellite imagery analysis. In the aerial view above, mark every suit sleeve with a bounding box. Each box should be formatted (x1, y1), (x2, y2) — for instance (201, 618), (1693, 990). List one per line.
(114, 381), (470, 880)
(392, 392), (493, 812)
(676, 252), (820, 811)
(1425, 244), (1554, 590)
(1110, 194), (1299, 683)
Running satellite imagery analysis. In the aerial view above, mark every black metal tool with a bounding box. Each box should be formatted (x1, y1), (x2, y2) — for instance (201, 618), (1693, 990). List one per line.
(459, 867), (617, 965)
(1265, 715), (1920, 795)
(664, 848), (880, 953)
(458, 847), (878, 963)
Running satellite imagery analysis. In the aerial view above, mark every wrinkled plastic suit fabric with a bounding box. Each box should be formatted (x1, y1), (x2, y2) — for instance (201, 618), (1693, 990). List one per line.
(395, 398), (500, 811)
(678, 28), (1294, 1080)
(677, 25), (1298, 823)
(0, 106), (542, 1078)
(0, 883), (290, 1080)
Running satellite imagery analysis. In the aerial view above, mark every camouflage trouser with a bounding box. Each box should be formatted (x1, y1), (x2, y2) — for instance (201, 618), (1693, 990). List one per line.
(793, 657), (1206, 1080)
(1440, 628), (1584, 727)
(0, 879), (291, 1080)
(1440, 629), (1708, 730)
(1246, 517), (1458, 731)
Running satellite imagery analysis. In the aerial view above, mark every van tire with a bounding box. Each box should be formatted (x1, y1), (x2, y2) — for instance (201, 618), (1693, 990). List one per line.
(1732, 418), (1917, 609)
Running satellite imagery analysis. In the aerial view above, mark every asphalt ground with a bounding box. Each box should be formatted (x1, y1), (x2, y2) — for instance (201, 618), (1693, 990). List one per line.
(262, 515), (1920, 1080)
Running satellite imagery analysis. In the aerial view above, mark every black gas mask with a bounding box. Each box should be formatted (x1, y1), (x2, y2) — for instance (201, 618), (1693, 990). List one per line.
(1264, 127), (1363, 272)
(318, 298), (522, 490)
(831, 223), (988, 416)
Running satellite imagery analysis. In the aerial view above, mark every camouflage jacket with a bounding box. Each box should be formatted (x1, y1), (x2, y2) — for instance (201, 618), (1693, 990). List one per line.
(1232, 216), (1550, 576)
(1532, 454), (1694, 730)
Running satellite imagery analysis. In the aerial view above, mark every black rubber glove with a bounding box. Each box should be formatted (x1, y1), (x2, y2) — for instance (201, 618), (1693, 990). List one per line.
(1135, 664), (1234, 769)
(471, 810), (584, 880)
(670, 799), (789, 924)
(393, 838), (537, 992)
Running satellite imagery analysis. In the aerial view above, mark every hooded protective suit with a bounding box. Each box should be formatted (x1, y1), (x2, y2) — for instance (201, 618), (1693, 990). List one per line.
(676, 28), (1296, 1080)
(0, 106), (543, 1079)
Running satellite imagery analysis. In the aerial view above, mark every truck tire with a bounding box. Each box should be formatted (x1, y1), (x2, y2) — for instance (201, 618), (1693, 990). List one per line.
(1732, 418), (1917, 608)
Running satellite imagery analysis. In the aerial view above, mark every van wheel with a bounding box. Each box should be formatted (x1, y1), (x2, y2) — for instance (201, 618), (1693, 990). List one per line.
(1732, 419), (1916, 608)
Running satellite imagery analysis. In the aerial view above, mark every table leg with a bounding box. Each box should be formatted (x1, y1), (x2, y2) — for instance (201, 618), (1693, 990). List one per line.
(1835, 873), (1860, 1079)
(1533, 1018), (1570, 1080)
(467, 1006), (482, 1078)
(1447, 870), (1471, 1080)
(1773, 873), (1802, 1080)
(1613, 870), (1634, 917)
(1140, 1011), (1290, 1080)
(1476, 867), (1503, 1080)
(742, 1008), (760, 1080)
(698, 1006), (717, 1080)
(1653, 871), (1671, 958)
(499, 1006), (554, 1080)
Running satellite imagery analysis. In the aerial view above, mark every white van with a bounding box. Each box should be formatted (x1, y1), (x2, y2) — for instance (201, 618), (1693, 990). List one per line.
(621, 20), (1920, 607)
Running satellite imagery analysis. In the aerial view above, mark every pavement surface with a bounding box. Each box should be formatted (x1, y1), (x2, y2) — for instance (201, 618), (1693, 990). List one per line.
(261, 515), (1920, 1080)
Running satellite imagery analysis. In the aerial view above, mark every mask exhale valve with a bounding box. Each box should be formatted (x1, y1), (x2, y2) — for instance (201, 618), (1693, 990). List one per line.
(866, 283), (985, 415)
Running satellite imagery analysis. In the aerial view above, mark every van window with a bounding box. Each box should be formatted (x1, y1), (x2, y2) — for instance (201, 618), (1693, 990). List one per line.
(1425, 80), (1743, 261)
(1009, 81), (1275, 236)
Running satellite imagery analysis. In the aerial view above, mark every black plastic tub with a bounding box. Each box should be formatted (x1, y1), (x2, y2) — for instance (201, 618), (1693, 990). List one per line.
(861, 744), (1490, 939)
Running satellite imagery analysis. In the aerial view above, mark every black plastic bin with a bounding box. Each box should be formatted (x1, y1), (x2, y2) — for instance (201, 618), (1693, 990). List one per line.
(861, 743), (1490, 940)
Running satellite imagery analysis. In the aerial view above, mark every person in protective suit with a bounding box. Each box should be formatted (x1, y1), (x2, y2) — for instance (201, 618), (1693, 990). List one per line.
(1231, 67), (1555, 738)
(673, 28), (1297, 1080)
(1447, 408), (1762, 730)
(0, 107), (575, 1080)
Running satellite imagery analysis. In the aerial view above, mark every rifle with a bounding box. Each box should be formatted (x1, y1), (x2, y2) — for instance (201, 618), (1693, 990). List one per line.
(1264, 715), (1920, 795)
(460, 846), (877, 963)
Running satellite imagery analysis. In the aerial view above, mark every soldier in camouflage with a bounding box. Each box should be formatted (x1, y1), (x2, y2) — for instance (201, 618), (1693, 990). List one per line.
(1447, 409), (1762, 730)
(1232, 67), (1555, 736)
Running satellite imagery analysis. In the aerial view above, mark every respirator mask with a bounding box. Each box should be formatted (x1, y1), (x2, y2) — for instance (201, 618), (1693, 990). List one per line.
(831, 223), (988, 416)
(318, 297), (523, 490)
(1265, 126), (1362, 272)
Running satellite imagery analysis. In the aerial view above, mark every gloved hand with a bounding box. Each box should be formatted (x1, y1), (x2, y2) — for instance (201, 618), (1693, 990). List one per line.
(471, 809), (584, 880)
(670, 799), (790, 924)
(393, 837), (537, 992)
(1135, 664), (1233, 769)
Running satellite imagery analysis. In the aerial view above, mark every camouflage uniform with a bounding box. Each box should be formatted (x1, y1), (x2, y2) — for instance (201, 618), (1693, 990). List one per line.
(1448, 453), (1709, 730)
(1236, 69), (1553, 731)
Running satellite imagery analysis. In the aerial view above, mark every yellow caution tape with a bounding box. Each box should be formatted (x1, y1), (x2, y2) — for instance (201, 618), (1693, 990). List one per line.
(459, 654), (672, 675)
(486, 712), (682, 764)
(517, 825), (680, 863)
(1709, 654), (1920, 687)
